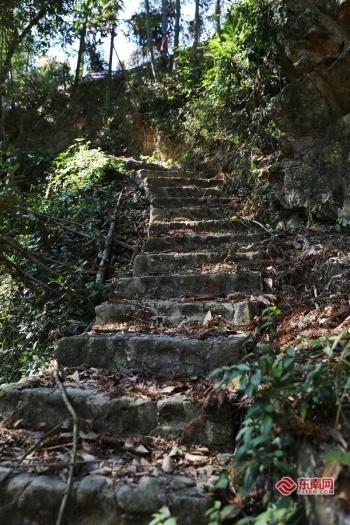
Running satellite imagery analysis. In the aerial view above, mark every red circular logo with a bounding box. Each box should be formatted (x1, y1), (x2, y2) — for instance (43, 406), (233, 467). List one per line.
(275, 476), (297, 496)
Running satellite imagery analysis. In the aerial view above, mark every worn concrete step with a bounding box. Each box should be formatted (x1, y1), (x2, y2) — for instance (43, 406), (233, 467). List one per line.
(143, 176), (222, 189)
(113, 271), (261, 300)
(133, 251), (263, 276)
(95, 299), (259, 327)
(57, 333), (248, 378)
(0, 380), (233, 449)
(150, 205), (231, 222)
(0, 464), (220, 525)
(149, 196), (231, 208)
(144, 232), (262, 253)
(149, 219), (237, 235)
(145, 187), (223, 202)
(138, 168), (205, 179)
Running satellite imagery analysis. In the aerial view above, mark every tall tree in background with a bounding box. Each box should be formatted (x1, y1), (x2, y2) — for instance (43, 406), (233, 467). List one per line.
(215, 0), (221, 35)
(104, 1), (123, 113)
(172, 0), (181, 72)
(144, 0), (157, 80)
(161, 0), (168, 59)
(0, 0), (71, 141)
(74, 18), (87, 86)
(193, 0), (201, 49)
(73, 0), (123, 88)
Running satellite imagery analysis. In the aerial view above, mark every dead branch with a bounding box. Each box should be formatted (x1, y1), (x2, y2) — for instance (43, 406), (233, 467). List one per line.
(0, 231), (59, 276)
(0, 252), (51, 290)
(54, 370), (79, 525)
(113, 237), (136, 251)
(18, 423), (63, 463)
(96, 189), (124, 284)
(31, 212), (94, 240)
(0, 423), (62, 485)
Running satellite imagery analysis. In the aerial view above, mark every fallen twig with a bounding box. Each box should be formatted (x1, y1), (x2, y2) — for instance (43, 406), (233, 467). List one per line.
(17, 423), (63, 463)
(96, 189), (124, 284)
(113, 237), (136, 251)
(0, 423), (62, 484)
(54, 369), (79, 525)
(0, 252), (51, 291)
(0, 231), (59, 276)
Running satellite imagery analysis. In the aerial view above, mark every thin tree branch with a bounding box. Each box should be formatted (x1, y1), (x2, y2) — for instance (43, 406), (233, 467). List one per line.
(0, 423), (62, 485)
(0, 232), (59, 276)
(0, 252), (50, 290)
(54, 370), (79, 525)
(96, 189), (124, 284)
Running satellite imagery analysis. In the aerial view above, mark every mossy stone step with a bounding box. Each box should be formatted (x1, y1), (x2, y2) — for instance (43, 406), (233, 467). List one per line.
(138, 168), (206, 179)
(95, 298), (259, 326)
(133, 251), (263, 276)
(149, 196), (232, 208)
(144, 233), (262, 253)
(113, 271), (261, 300)
(145, 187), (223, 202)
(0, 470), (214, 525)
(148, 219), (236, 235)
(150, 205), (232, 222)
(0, 381), (233, 449)
(142, 176), (222, 189)
(57, 333), (248, 378)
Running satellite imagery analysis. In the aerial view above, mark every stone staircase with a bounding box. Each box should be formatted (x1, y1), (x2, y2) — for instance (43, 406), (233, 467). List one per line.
(0, 169), (265, 524)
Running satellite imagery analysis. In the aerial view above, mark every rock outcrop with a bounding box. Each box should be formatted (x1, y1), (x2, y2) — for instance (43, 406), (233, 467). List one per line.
(275, 0), (350, 220)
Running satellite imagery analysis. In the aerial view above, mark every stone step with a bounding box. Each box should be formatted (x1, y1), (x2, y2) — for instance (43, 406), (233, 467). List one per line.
(0, 379), (233, 449)
(149, 219), (236, 235)
(133, 251), (263, 276)
(0, 460), (222, 525)
(144, 233), (262, 253)
(95, 299), (259, 327)
(145, 187), (223, 201)
(113, 271), (261, 300)
(138, 168), (205, 179)
(150, 205), (231, 222)
(143, 176), (222, 189)
(57, 333), (248, 378)
(149, 196), (231, 208)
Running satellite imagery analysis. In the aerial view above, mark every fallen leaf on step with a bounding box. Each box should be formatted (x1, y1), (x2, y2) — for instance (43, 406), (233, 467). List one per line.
(169, 446), (184, 457)
(264, 278), (273, 290)
(185, 453), (209, 464)
(79, 430), (98, 441)
(203, 310), (212, 325)
(135, 445), (150, 455)
(124, 438), (134, 450)
(158, 386), (176, 394)
(162, 455), (175, 473)
(79, 451), (98, 462)
(70, 371), (80, 382)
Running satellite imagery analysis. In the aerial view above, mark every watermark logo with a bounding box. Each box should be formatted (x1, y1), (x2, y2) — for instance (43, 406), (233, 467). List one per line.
(275, 476), (297, 496)
(297, 477), (334, 496)
(276, 476), (334, 496)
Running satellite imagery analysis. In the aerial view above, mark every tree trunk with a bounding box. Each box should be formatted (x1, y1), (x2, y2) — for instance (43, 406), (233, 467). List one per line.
(193, 0), (201, 49)
(0, 6), (46, 140)
(161, 0), (168, 59)
(105, 25), (115, 114)
(215, 0), (221, 35)
(172, 0), (181, 72)
(74, 20), (87, 87)
(145, 0), (157, 81)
